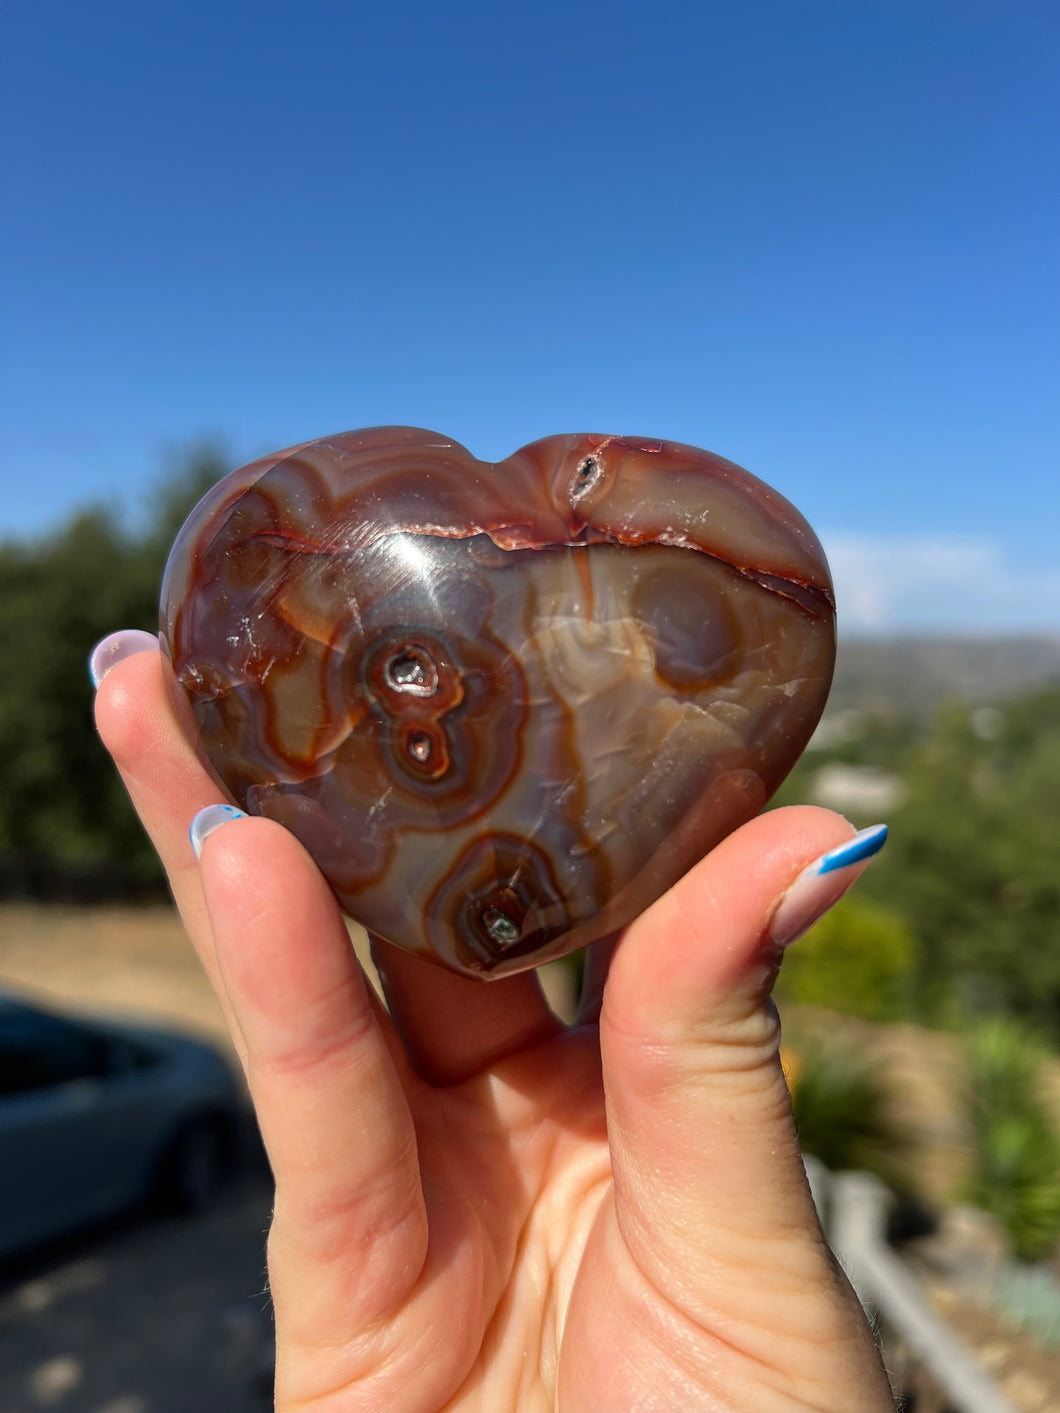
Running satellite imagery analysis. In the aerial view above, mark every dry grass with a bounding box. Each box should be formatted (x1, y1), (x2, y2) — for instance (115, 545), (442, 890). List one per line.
(0, 904), (578, 1060)
(1, 903), (1047, 1204)
(0, 903), (230, 1043)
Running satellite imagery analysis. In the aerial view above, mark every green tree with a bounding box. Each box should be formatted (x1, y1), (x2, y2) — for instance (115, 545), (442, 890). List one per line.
(775, 894), (919, 1022)
(963, 1017), (1060, 1260)
(860, 689), (1060, 1030)
(0, 445), (226, 898)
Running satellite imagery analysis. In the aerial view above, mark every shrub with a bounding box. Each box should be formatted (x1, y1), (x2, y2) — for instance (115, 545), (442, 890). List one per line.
(963, 1018), (1060, 1261)
(785, 1038), (906, 1188)
(775, 894), (919, 1022)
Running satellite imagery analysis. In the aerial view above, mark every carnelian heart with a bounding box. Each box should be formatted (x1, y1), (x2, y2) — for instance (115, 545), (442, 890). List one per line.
(161, 428), (835, 977)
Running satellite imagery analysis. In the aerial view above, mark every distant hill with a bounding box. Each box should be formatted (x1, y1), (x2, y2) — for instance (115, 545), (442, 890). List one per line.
(826, 635), (1060, 718)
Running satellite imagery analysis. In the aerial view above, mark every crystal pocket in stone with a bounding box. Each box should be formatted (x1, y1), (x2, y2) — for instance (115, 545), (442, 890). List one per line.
(160, 427), (836, 978)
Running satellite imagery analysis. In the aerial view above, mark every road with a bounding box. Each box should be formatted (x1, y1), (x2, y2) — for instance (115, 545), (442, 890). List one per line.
(0, 1154), (275, 1413)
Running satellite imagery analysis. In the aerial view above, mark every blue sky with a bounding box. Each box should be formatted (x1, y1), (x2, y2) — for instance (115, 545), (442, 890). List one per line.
(3, 0), (1057, 633)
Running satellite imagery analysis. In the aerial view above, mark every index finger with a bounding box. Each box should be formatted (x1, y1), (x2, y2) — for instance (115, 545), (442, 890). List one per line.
(92, 634), (245, 1057)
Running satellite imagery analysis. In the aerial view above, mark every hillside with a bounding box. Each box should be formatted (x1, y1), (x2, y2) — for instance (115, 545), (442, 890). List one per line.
(827, 634), (1060, 718)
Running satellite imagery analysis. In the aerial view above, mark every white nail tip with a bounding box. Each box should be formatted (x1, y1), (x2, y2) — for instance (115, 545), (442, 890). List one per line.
(189, 804), (247, 859)
(88, 630), (160, 688)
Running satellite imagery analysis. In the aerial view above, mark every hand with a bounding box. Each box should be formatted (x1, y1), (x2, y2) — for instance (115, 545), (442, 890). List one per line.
(93, 633), (894, 1412)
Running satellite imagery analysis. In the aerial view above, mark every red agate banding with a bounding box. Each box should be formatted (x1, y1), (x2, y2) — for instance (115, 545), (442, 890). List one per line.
(161, 428), (835, 978)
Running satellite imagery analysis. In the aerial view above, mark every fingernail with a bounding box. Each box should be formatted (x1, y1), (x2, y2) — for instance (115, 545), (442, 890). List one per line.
(768, 824), (889, 949)
(89, 629), (160, 688)
(190, 803), (247, 859)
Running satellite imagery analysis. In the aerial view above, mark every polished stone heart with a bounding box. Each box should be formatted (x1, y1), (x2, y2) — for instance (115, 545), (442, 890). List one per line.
(161, 428), (835, 977)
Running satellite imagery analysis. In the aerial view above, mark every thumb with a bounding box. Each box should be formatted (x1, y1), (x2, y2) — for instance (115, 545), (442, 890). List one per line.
(600, 806), (889, 1371)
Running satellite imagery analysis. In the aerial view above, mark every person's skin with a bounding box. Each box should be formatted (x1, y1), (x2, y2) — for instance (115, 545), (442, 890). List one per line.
(92, 634), (896, 1413)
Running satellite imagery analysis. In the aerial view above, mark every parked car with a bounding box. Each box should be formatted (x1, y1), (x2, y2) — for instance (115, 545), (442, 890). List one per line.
(0, 993), (242, 1261)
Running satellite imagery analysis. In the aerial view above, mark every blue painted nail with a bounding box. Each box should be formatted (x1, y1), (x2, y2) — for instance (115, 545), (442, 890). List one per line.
(814, 824), (889, 875)
(769, 824), (890, 948)
(89, 629), (160, 688)
(189, 803), (247, 859)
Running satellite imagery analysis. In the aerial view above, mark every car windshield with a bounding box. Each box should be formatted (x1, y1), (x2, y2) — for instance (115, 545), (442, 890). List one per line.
(0, 1002), (113, 1097)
